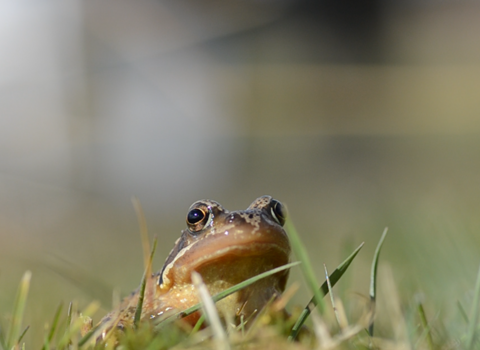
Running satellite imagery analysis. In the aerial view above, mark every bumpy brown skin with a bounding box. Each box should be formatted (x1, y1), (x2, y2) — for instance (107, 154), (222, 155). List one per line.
(98, 196), (291, 335)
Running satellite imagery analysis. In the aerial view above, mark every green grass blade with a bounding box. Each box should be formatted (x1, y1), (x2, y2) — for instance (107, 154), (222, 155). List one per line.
(134, 237), (158, 328)
(285, 220), (326, 315)
(0, 324), (7, 350)
(324, 264), (341, 327)
(466, 264), (480, 349)
(368, 227), (388, 337)
(43, 302), (63, 348)
(59, 302), (73, 350)
(132, 196), (151, 270)
(43, 333), (51, 350)
(66, 302), (73, 327)
(155, 261), (300, 329)
(209, 261), (299, 303)
(191, 314), (205, 334)
(417, 302), (434, 350)
(77, 323), (101, 347)
(6, 271), (31, 349)
(17, 325), (29, 345)
(288, 242), (364, 341)
(457, 300), (469, 324)
(338, 238), (355, 301)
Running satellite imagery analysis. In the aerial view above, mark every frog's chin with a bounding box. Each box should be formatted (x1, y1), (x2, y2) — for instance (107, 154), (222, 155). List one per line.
(165, 227), (290, 286)
(184, 244), (290, 294)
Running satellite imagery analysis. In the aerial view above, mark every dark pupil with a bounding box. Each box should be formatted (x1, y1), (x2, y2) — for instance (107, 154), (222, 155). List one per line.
(188, 209), (205, 224)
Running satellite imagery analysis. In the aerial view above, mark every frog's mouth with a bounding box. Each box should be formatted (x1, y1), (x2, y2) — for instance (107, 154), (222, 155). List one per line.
(163, 225), (290, 287)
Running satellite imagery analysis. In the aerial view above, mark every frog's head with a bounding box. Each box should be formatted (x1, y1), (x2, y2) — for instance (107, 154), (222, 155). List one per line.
(158, 196), (291, 292)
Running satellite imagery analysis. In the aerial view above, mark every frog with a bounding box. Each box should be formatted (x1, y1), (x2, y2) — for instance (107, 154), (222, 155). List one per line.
(98, 195), (291, 337)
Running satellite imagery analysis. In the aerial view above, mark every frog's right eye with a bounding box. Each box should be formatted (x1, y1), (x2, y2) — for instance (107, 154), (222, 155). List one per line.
(187, 209), (205, 225)
(270, 199), (286, 226)
(187, 207), (210, 233)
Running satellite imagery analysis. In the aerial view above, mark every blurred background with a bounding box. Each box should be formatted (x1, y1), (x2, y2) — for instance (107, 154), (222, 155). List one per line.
(1, 0), (480, 343)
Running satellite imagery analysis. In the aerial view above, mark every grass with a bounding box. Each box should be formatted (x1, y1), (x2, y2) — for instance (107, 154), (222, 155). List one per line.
(368, 227), (388, 337)
(466, 265), (480, 349)
(1, 219), (480, 349)
(2, 271), (31, 350)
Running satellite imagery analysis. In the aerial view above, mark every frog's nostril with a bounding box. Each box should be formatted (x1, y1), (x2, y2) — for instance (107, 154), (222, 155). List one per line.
(228, 213), (247, 224)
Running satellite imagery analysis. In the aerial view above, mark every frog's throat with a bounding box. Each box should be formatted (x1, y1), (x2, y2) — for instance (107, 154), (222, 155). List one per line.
(160, 228), (290, 289)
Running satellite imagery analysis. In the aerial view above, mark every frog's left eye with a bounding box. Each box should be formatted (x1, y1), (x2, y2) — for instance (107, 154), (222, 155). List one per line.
(270, 199), (286, 226)
(187, 207), (210, 233)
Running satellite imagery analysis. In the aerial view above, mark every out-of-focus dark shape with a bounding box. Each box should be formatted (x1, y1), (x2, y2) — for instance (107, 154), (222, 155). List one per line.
(205, 0), (384, 64)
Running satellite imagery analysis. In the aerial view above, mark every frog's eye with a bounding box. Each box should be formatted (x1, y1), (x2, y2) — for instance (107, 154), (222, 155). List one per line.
(270, 199), (286, 226)
(186, 207), (210, 233)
